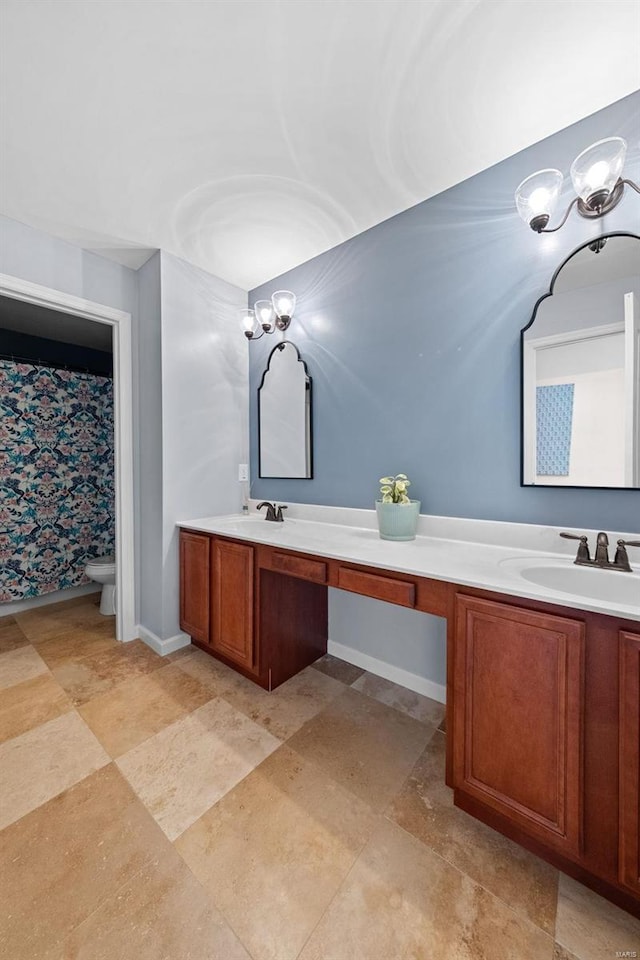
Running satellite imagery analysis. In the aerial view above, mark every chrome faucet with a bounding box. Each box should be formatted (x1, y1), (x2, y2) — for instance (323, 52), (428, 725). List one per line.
(560, 531), (640, 572)
(257, 501), (288, 522)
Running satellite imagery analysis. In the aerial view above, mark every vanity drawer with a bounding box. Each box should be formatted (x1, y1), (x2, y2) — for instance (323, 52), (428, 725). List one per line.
(337, 566), (416, 607)
(271, 550), (328, 584)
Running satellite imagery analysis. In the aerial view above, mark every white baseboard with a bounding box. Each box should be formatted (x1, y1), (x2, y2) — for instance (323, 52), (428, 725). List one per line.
(0, 584), (100, 617)
(137, 624), (191, 657)
(328, 639), (446, 705)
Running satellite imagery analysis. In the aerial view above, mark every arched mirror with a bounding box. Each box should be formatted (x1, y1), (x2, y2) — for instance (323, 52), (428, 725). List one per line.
(521, 232), (640, 489)
(258, 341), (312, 478)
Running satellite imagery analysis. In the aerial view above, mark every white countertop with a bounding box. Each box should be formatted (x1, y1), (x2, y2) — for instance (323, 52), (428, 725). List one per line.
(178, 507), (640, 623)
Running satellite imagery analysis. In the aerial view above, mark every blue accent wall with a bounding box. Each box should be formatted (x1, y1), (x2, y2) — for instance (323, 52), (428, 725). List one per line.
(249, 92), (640, 532)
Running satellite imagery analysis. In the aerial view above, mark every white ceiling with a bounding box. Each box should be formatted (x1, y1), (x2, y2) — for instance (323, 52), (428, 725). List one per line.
(1, 0), (639, 291)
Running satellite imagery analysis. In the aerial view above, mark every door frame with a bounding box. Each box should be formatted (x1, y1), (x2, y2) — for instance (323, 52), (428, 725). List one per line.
(0, 273), (136, 642)
(624, 292), (640, 487)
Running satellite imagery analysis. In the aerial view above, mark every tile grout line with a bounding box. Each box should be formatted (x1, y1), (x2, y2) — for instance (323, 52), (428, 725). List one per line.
(0, 636), (70, 755)
(166, 734), (383, 960)
(0, 708), (112, 834)
(271, 737), (388, 959)
(76, 663), (222, 762)
(291, 810), (388, 960)
(379, 724), (560, 944)
(347, 674), (446, 727)
(383, 810), (559, 945)
(169, 828), (262, 960)
(0, 641), (51, 693)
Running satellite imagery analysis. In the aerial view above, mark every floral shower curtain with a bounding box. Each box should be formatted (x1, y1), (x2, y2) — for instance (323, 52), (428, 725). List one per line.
(0, 360), (115, 603)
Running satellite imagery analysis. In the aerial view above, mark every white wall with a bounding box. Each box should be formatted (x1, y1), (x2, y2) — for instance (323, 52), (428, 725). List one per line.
(536, 332), (625, 379)
(0, 216), (138, 312)
(567, 369), (625, 486)
(0, 215), (142, 620)
(158, 252), (248, 640)
(536, 368), (625, 487)
(0, 217), (249, 643)
(536, 333), (626, 487)
(137, 252), (164, 636)
(329, 590), (447, 702)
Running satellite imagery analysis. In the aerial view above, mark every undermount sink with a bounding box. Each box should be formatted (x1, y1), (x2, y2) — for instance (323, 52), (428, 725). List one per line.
(499, 556), (640, 606)
(213, 515), (284, 534)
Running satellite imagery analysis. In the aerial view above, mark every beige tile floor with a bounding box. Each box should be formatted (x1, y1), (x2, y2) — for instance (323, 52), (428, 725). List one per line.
(0, 597), (638, 959)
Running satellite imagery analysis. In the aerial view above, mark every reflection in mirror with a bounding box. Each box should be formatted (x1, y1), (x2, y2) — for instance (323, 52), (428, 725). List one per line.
(258, 341), (312, 479)
(522, 234), (640, 489)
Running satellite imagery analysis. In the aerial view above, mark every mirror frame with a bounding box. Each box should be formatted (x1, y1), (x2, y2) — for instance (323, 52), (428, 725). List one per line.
(520, 230), (640, 490)
(257, 339), (313, 480)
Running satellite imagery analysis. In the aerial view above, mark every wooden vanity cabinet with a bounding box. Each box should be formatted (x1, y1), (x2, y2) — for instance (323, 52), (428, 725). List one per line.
(619, 630), (640, 895)
(179, 530), (328, 689)
(179, 531), (259, 676)
(210, 538), (255, 671)
(179, 531), (210, 644)
(451, 590), (640, 917)
(452, 595), (585, 858)
(179, 526), (640, 915)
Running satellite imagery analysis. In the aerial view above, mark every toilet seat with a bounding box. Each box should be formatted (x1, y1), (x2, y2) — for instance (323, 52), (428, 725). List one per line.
(85, 556), (115, 575)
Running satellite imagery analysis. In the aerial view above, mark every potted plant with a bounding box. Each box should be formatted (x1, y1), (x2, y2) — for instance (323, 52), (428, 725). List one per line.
(375, 473), (421, 541)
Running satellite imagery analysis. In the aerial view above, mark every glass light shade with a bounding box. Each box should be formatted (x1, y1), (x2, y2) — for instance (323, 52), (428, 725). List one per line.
(238, 308), (259, 339)
(271, 290), (296, 320)
(254, 299), (275, 332)
(515, 169), (563, 226)
(570, 137), (627, 205)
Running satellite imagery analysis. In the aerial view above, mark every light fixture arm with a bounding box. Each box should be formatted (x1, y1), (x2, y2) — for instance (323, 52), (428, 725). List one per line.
(621, 177), (640, 197)
(246, 315), (290, 339)
(241, 290), (297, 342)
(531, 196), (580, 234)
(517, 138), (638, 238)
(531, 176), (640, 234)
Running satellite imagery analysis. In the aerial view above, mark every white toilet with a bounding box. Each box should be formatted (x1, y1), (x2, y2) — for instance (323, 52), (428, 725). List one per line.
(85, 556), (116, 615)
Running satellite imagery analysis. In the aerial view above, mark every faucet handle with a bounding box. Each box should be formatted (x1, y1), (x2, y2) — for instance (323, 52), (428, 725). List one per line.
(275, 505), (288, 522)
(559, 532), (590, 564)
(614, 539), (640, 572)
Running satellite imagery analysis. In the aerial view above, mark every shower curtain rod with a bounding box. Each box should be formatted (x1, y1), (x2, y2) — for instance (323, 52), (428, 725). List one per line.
(0, 353), (112, 377)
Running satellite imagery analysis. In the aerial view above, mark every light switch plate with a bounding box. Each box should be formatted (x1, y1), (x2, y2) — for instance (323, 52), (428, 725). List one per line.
(238, 463), (249, 481)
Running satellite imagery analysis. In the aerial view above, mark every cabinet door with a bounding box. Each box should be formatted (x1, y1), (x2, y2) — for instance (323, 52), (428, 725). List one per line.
(453, 596), (584, 858)
(179, 531), (210, 644)
(211, 538), (255, 670)
(619, 631), (640, 894)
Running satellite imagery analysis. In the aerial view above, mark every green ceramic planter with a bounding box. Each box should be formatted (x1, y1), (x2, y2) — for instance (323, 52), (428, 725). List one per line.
(375, 500), (421, 541)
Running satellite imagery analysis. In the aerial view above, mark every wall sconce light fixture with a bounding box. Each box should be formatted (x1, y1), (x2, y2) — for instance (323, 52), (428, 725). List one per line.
(515, 137), (640, 234)
(239, 290), (296, 341)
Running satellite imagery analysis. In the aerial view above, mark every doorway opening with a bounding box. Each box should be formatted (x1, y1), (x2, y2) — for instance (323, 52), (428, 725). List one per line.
(0, 274), (136, 641)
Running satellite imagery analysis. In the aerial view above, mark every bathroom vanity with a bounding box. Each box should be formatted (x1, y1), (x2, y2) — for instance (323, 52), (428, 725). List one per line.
(178, 512), (640, 916)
